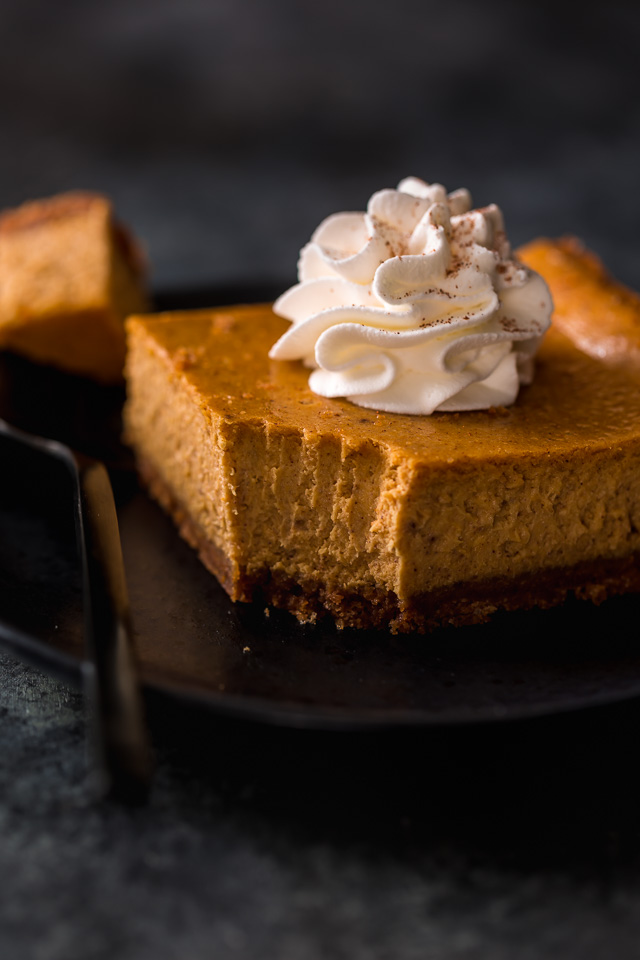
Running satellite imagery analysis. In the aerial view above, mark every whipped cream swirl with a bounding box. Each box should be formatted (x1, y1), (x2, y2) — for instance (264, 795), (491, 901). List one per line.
(269, 177), (553, 414)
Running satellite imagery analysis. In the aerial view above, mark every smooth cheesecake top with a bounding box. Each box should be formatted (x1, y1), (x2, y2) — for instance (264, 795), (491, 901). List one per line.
(126, 239), (640, 468)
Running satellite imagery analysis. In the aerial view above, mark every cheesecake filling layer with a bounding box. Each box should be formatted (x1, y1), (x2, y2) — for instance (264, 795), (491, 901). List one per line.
(125, 316), (408, 606)
(132, 452), (640, 633)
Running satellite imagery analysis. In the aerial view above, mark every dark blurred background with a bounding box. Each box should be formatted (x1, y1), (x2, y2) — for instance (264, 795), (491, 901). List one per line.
(1, 0), (639, 290)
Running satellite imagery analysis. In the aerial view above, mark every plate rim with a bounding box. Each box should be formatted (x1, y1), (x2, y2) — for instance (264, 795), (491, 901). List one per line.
(4, 617), (640, 732)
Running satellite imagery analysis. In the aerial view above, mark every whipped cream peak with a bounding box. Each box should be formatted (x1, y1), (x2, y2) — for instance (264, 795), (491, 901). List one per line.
(269, 177), (553, 415)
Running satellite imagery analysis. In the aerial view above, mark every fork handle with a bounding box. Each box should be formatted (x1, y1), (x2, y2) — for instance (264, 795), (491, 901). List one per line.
(75, 455), (153, 803)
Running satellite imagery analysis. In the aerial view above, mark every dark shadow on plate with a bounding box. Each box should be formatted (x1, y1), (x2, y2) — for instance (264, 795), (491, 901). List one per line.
(144, 683), (640, 881)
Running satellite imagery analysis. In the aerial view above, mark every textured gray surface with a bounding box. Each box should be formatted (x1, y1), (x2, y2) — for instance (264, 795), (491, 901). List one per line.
(3, 654), (640, 959)
(3, 1), (640, 956)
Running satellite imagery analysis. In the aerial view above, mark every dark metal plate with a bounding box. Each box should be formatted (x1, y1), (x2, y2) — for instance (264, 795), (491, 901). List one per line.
(2, 286), (640, 729)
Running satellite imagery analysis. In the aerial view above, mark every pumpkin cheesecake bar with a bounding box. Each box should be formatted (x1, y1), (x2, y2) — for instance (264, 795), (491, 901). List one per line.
(0, 191), (148, 382)
(123, 238), (640, 632)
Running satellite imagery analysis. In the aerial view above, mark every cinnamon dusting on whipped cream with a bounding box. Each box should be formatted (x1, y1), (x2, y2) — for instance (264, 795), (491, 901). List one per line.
(269, 177), (553, 415)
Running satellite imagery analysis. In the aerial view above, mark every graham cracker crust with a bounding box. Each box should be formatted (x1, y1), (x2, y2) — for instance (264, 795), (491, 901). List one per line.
(136, 456), (640, 634)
